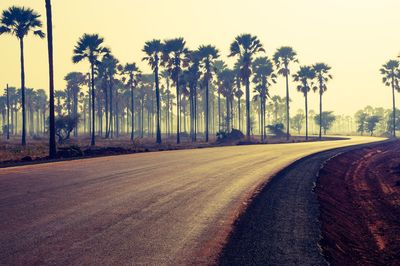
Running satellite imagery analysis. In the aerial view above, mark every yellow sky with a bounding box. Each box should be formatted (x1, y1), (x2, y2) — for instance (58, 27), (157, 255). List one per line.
(1, 0), (399, 115)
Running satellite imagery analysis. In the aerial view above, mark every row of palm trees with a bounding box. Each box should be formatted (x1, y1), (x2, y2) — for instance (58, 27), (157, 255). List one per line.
(0, 3), (334, 157)
(70, 32), (334, 145)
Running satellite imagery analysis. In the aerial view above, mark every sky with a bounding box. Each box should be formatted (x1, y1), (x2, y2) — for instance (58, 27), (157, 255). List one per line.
(0, 0), (399, 115)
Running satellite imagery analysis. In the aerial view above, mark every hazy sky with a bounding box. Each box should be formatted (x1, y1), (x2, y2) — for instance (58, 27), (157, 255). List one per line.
(1, 0), (399, 115)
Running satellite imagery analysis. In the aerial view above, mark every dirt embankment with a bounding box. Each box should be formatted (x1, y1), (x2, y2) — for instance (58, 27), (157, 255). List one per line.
(317, 141), (400, 265)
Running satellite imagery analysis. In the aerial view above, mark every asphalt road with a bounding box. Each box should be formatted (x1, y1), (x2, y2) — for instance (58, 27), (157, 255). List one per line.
(219, 141), (386, 265)
(0, 137), (383, 265)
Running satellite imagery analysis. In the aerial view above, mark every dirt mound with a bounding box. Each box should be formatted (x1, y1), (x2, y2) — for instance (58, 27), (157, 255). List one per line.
(316, 141), (400, 265)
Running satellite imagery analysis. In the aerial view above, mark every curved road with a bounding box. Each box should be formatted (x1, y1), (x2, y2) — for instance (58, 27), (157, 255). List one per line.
(0, 137), (382, 265)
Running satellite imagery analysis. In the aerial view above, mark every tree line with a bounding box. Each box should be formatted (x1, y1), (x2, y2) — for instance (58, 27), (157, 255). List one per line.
(0, 3), (345, 157)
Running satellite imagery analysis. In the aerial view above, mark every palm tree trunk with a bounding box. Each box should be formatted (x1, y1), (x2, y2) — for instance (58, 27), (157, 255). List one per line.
(305, 93), (308, 141)
(238, 97), (241, 132)
(319, 90), (322, 140)
(285, 70), (290, 140)
(109, 78), (113, 139)
(104, 82), (109, 138)
(245, 78), (250, 140)
(130, 82), (135, 141)
(155, 68), (162, 144)
(205, 78), (209, 142)
(45, 0), (56, 156)
(19, 38), (27, 146)
(6, 84), (10, 140)
(392, 79), (396, 138)
(176, 75), (180, 144)
(90, 63), (95, 146)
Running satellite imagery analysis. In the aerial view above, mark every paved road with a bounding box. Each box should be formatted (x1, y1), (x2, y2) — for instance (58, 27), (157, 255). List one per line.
(0, 137), (383, 265)
(219, 141), (386, 265)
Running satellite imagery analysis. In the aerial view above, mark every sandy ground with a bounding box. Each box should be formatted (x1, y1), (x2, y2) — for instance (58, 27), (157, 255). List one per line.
(316, 140), (400, 265)
(0, 136), (383, 265)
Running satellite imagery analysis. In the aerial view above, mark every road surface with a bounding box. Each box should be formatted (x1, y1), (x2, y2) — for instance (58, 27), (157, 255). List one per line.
(219, 141), (387, 265)
(0, 137), (383, 265)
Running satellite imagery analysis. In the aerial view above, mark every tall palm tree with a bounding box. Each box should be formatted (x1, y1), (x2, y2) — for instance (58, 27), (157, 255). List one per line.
(313, 63), (332, 140)
(143, 39), (163, 144)
(229, 34), (265, 141)
(273, 46), (298, 140)
(120, 63), (141, 141)
(0, 6), (45, 146)
(252, 57), (276, 141)
(197, 45), (219, 142)
(72, 33), (109, 145)
(293, 66), (316, 141)
(162, 38), (189, 144)
(44, 0), (56, 157)
(380, 60), (400, 137)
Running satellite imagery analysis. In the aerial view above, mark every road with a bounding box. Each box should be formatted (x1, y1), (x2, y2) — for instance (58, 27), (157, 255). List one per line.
(219, 141), (387, 265)
(0, 137), (383, 265)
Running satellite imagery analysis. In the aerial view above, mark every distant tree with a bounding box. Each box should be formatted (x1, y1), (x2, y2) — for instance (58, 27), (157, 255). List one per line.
(267, 123), (286, 137)
(229, 34), (265, 141)
(64, 72), (85, 136)
(274, 46), (298, 140)
(72, 33), (109, 145)
(119, 63), (141, 141)
(198, 45), (219, 142)
(355, 110), (368, 135)
(291, 111), (305, 134)
(366, 115), (381, 136)
(380, 60), (399, 137)
(293, 66), (316, 140)
(55, 115), (78, 144)
(163, 38), (189, 144)
(313, 63), (332, 139)
(143, 39), (163, 144)
(315, 111), (336, 135)
(0, 6), (45, 145)
(252, 56), (276, 141)
(218, 69), (235, 132)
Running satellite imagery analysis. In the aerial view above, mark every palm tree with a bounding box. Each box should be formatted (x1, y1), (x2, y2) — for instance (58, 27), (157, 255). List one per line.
(229, 34), (265, 141)
(313, 63), (332, 140)
(120, 63), (141, 141)
(143, 39), (163, 144)
(293, 66), (316, 141)
(64, 72), (85, 136)
(197, 45), (219, 142)
(101, 53), (118, 138)
(380, 59), (400, 137)
(44, 0), (56, 157)
(0, 6), (45, 146)
(162, 38), (189, 144)
(252, 57), (276, 141)
(72, 33), (109, 145)
(273, 46), (298, 140)
(218, 69), (236, 132)
(213, 60), (227, 132)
